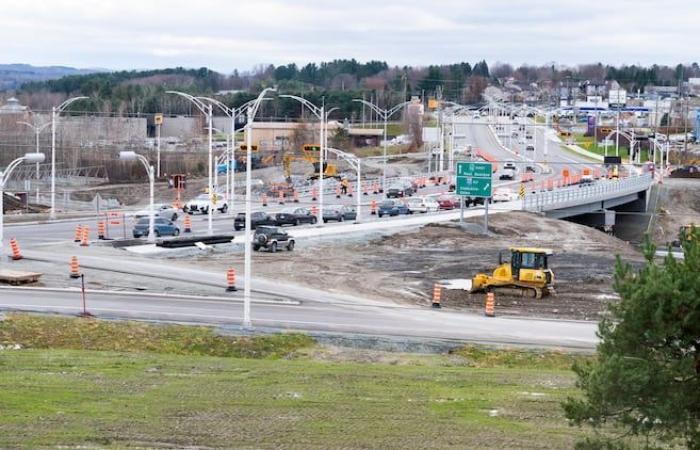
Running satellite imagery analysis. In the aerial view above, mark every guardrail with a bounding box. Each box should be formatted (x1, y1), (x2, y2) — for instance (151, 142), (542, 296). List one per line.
(522, 173), (653, 212)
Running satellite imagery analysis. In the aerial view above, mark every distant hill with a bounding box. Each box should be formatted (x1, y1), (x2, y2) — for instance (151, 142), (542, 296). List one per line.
(0, 64), (104, 91)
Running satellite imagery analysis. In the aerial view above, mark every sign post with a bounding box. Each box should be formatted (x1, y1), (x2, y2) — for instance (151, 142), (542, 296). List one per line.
(154, 113), (163, 178)
(455, 162), (493, 234)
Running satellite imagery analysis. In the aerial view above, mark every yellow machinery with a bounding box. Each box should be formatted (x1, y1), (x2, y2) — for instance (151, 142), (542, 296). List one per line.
(673, 224), (698, 248)
(470, 247), (555, 299)
(283, 144), (339, 183)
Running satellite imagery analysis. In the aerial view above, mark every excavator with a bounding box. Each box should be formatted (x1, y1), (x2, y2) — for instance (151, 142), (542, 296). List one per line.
(469, 247), (555, 299)
(282, 144), (339, 183)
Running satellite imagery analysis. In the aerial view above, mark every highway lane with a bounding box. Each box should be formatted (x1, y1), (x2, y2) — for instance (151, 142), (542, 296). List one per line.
(456, 117), (605, 194)
(4, 177), (462, 246)
(0, 287), (598, 349)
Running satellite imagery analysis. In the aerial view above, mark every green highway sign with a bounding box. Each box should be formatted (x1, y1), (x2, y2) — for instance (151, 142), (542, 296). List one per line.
(455, 162), (492, 198)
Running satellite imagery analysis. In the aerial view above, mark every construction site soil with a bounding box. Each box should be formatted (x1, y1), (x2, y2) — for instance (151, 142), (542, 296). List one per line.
(202, 211), (644, 321)
(652, 178), (700, 245)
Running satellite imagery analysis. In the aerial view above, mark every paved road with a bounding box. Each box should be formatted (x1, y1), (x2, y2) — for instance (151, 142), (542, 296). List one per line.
(455, 117), (601, 187)
(0, 286), (598, 349)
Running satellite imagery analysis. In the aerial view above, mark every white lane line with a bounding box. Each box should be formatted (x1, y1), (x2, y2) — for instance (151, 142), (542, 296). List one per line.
(0, 288), (300, 306)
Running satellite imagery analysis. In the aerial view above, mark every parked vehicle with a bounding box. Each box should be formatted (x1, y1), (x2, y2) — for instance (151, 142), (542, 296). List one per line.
(465, 196), (486, 207)
(499, 167), (516, 180)
(405, 196), (440, 213)
(252, 226), (295, 253)
(134, 203), (178, 222)
(386, 181), (415, 198)
(323, 205), (357, 223)
(184, 193), (229, 214)
(492, 188), (518, 203)
(526, 144), (535, 152)
(234, 211), (277, 231)
(274, 207), (318, 226)
(437, 195), (459, 210)
(132, 217), (180, 238)
(377, 199), (411, 217)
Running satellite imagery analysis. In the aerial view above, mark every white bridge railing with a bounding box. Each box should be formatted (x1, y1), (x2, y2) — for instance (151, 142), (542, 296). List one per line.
(522, 173), (653, 212)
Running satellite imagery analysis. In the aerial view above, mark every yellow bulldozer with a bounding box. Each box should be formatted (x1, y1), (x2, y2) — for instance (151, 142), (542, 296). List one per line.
(469, 247), (555, 299)
(672, 224), (698, 248)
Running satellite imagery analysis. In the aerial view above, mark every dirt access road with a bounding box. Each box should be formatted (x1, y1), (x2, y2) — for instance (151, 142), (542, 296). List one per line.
(200, 211), (643, 321)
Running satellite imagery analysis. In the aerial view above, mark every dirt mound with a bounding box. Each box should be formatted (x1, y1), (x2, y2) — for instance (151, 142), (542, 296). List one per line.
(201, 211), (642, 321)
(652, 179), (700, 245)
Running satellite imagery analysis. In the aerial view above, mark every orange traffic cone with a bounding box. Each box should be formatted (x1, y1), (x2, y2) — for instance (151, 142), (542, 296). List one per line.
(80, 226), (89, 247)
(226, 268), (237, 292)
(485, 292), (495, 317)
(9, 238), (22, 260)
(70, 256), (81, 279)
(183, 215), (192, 233)
(262, 193), (268, 207)
(312, 188), (318, 201)
(348, 183), (353, 197)
(335, 186), (341, 199)
(311, 205), (318, 216)
(278, 190), (285, 205)
(97, 221), (106, 240)
(432, 284), (442, 308)
(370, 200), (377, 215)
(293, 191), (299, 203)
(372, 182), (379, 194)
(74, 224), (83, 242)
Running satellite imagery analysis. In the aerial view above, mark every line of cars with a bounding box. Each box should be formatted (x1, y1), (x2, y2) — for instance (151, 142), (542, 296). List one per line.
(233, 205), (359, 231)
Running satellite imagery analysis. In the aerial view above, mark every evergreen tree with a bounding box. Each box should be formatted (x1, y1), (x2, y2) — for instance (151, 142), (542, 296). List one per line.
(564, 231), (700, 449)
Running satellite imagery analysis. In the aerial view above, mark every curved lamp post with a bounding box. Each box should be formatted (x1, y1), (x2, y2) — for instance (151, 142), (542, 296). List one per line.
(1, 153), (45, 257)
(352, 99), (409, 192)
(242, 87), (276, 329)
(119, 151), (156, 243)
(279, 95), (328, 225)
(50, 96), (88, 220)
(195, 96), (267, 215)
(166, 91), (214, 235)
(17, 120), (50, 202)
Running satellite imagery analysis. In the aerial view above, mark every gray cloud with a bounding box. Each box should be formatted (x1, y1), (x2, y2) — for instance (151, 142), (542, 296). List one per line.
(0, 0), (697, 72)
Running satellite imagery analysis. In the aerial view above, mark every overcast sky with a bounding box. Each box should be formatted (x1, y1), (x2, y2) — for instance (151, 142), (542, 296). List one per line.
(1, 0), (697, 72)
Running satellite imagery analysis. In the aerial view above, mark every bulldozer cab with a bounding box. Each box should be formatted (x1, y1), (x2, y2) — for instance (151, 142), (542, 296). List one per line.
(679, 224), (698, 243)
(509, 247), (551, 281)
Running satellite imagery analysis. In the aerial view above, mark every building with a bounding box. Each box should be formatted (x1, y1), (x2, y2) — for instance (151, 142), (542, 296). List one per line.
(0, 97), (28, 115)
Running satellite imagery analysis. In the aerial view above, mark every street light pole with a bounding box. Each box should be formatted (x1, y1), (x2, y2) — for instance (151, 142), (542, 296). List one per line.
(119, 151), (155, 243)
(166, 91), (215, 235)
(243, 87), (276, 329)
(207, 103), (213, 235)
(50, 96), (88, 220)
(196, 97), (266, 216)
(279, 95), (328, 226)
(17, 121), (50, 203)
(352, 99), (409, 193)
(1, 153), (45, 257)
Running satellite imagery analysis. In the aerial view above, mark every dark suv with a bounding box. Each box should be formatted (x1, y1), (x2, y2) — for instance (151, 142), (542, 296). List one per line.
(386, 181), (415, 198)
(253, 226), (295, 252)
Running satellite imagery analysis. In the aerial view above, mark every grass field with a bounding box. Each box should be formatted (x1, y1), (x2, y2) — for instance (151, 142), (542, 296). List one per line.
(0, 314), (595, 449)
(568, 132), (650, 161)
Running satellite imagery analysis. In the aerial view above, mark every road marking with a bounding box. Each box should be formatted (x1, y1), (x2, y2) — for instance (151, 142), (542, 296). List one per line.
(0, 287), (300, 306)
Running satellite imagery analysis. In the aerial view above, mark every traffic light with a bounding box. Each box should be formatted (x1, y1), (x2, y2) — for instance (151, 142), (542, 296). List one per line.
(172, 174), (186, 190)
(239, 145), (259, 151)
(303, 144), (321, 152)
